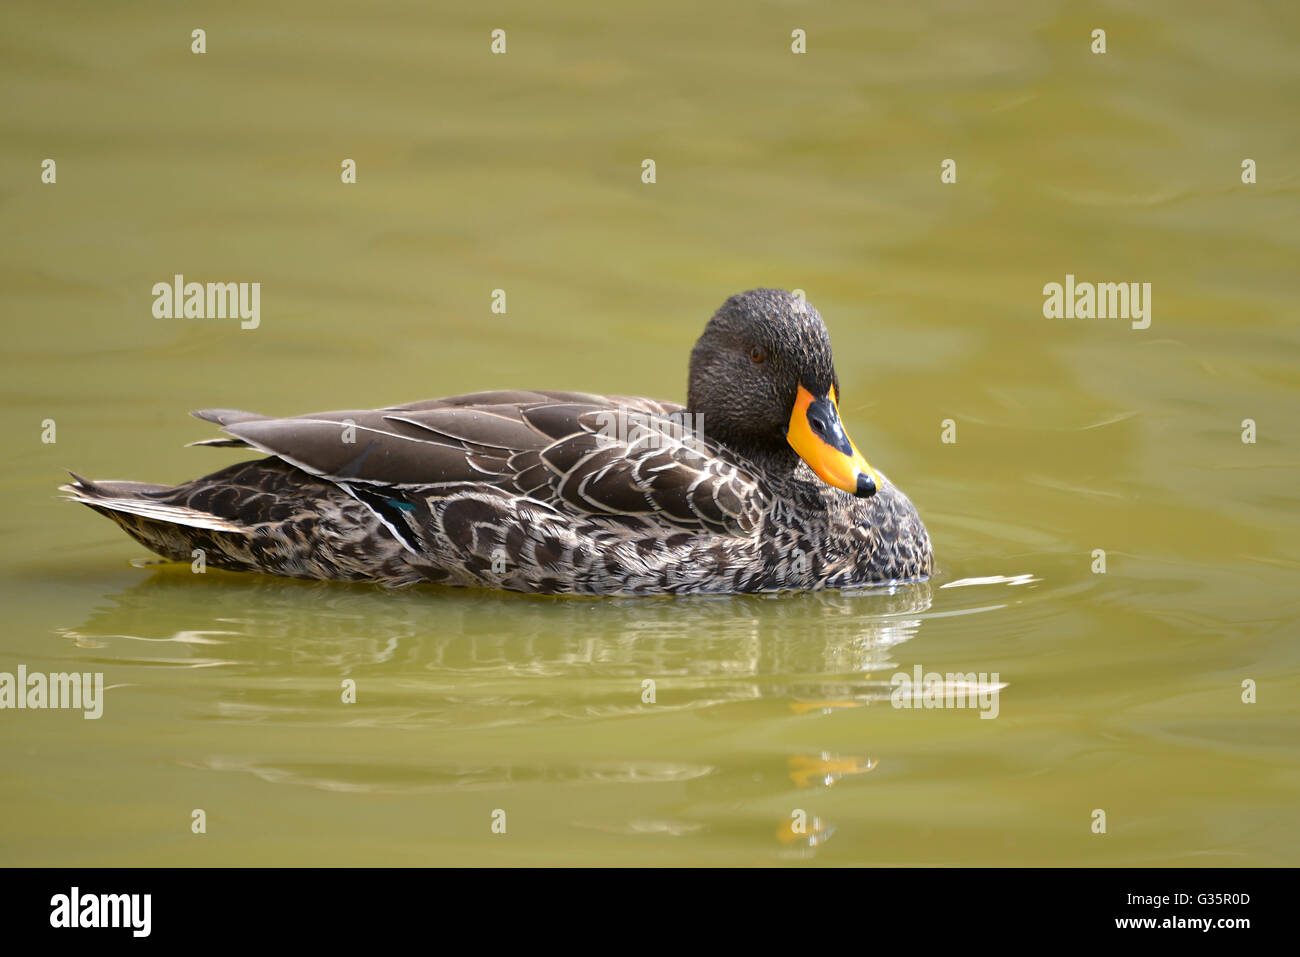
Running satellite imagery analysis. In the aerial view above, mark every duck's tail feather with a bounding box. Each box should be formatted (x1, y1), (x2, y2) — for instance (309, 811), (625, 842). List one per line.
(190, 408), (270, 426)
(60, 472), (248, 533)
(60, 460), (416, 582)
(186, 437), (254, 449)
(184, 409), (266, 448)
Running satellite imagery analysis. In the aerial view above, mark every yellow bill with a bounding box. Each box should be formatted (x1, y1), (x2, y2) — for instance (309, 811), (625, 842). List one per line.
(785, 384), (881, 497)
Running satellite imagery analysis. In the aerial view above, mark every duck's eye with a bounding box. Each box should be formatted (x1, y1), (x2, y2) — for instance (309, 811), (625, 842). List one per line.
(749, 346), (766, 364)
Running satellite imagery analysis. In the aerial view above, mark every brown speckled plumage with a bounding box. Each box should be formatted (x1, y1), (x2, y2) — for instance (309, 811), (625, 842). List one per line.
(63, 290), (933, 594)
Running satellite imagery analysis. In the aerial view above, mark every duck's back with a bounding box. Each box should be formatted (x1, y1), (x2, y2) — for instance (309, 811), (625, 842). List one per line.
(64, 390), (795, 594)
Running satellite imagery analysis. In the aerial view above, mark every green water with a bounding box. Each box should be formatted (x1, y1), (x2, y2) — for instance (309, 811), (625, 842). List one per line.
(2, 1), (1298, 865)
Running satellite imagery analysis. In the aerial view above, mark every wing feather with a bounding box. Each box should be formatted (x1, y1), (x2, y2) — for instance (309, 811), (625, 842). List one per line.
(203, 391), (765, 536)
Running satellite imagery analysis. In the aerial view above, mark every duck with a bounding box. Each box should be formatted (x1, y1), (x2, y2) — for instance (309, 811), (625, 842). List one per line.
(63, 289), (933, 595)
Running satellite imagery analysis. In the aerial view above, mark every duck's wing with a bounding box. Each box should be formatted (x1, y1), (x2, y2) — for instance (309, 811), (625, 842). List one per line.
(194, 390), (766, 536)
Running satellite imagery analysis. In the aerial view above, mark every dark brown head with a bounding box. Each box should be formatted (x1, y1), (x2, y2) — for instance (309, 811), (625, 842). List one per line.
(687, 289), (880, 497)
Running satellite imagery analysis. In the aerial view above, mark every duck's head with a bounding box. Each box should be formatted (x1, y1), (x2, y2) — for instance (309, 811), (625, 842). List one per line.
(687, 289), (882, 498)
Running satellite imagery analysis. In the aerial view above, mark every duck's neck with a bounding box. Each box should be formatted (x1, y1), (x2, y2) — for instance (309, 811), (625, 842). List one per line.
(737, 443), (800, 474)
(686, 403), (811, 488)
(709, 433), (806, 487)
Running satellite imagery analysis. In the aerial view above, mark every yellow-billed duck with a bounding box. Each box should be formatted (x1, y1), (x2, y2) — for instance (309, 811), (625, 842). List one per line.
(64, 289), (932, 594)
